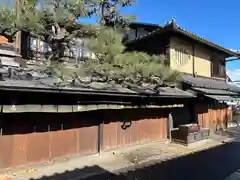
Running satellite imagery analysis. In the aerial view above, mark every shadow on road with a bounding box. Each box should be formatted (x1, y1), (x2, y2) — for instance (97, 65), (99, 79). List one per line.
(29, 139), (240, 180)
(225, 127), (240, 140)
(215, 127), (240, 141)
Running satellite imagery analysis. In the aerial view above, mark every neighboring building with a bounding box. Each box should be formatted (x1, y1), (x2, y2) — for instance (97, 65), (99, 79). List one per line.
(21, 22), (160, 63)
(127, 19), (237, 80)
(21, 32), (96, 63)
(127, 19), (240, 130)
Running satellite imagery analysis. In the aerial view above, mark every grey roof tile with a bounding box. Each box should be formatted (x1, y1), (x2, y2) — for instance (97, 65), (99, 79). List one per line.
(183, 75), (240, 92)
(205, 95), (236, 101)
(192, 87), (238, 95)
(127, 84), (195, 97)
(0, 66), (195, 98)
(158, 87), (195, 97)
(0, 77), (195, 98)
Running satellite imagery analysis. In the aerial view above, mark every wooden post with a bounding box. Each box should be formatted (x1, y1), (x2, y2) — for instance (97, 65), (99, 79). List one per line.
(0, 117), (2, 136)
(192, 43), (195, 77)
(167, 113), (173, 141)
(224, 59), (227, 81)
(98, 117), (103, 154)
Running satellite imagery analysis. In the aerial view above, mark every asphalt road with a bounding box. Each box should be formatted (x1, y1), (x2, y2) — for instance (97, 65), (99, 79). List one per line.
(84, 143), (240, 180)
(83, 128), (240, 180)
(35, 128), (240, 180)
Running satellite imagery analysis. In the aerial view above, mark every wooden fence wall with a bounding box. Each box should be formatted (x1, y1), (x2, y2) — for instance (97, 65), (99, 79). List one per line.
(196, 103), (232, 130)
(102, 109), (168, 151)
(0, 111), (100, 169)
(0, 108), (169, 170)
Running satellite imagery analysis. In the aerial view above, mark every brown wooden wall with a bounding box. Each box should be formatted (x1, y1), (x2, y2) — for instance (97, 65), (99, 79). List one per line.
(0, 108), (169, 170)
(195, 103), (231, 130)
(102, 108), (168, 151)
(0, 112), (100, 169)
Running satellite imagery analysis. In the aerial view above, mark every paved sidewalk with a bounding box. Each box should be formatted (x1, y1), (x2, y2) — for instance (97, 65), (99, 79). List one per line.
(0, 134), (233, 180)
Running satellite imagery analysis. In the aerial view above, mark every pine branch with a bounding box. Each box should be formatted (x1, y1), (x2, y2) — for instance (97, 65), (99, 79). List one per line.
(85, 27), (182, 89)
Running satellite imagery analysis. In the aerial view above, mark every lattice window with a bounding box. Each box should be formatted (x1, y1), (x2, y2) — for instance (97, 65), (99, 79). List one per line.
(174, 47), (191, 66)
(211, 56), (225, 78)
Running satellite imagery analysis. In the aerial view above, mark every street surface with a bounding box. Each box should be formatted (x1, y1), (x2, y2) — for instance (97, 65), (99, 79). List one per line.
(84, 141), (240, 180)
(29, 127), (240, 180)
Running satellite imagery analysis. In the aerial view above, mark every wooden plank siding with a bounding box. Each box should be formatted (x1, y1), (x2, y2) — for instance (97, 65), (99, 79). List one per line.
(0, 112), (100, 169)
(195, 103), (231, 131)
(0, 108), (169, 170)
(0, 103), (229, 169)
(102, 108), (168, 151)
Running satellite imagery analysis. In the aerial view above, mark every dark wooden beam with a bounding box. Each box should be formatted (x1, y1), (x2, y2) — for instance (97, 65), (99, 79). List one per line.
(192, 43), (195, 77)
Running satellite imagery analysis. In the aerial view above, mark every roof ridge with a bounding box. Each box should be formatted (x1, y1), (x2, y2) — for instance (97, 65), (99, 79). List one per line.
(127, 19), (239, 57)
(164, 18), (235, 54)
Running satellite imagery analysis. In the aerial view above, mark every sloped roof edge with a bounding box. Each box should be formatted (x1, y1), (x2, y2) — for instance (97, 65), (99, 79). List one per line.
(127, 20), (238, 57)
(0, 78), (195, 98)
(183, 75), (240, 93)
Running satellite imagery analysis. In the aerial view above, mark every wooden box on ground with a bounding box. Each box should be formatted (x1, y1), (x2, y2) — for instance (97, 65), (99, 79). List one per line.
(179, 124), (200, 134)
(171, 124), (210, 146)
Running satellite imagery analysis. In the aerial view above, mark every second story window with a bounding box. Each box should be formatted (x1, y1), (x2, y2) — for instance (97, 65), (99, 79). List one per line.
(211, 56), (225, 78)
(212, 61), (219, 75)
(174, 47), (191, 67)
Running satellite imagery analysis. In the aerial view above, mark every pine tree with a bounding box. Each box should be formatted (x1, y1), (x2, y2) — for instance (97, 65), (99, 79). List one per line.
(89, 0), (136, 27)
(0, 0), (182, 89)
(85, 28), (182, 88)
(1, 0), (97, 56)
(0, 0), (99, 82)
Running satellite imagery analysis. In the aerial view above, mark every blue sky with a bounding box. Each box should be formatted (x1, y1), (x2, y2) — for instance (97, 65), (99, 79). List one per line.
(81, 0), (240, 81)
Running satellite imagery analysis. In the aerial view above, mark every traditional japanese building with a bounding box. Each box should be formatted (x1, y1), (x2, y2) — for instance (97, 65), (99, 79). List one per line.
(127, 19), (240, 130)
(0, 12), (239, 169)
(0, 21), (195, 169)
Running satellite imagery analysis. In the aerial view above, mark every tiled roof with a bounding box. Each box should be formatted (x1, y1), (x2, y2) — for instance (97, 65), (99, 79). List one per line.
(127, 19), (239, 57)
(126, 84), (195, 98)
(129, 22), (162, 28)
(183, 75), (240, 93)
(191, 87), (238, 95)
(0, 78), (138, 96)
(0, 72), (195, 98)
(205, 95), (236, 101)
